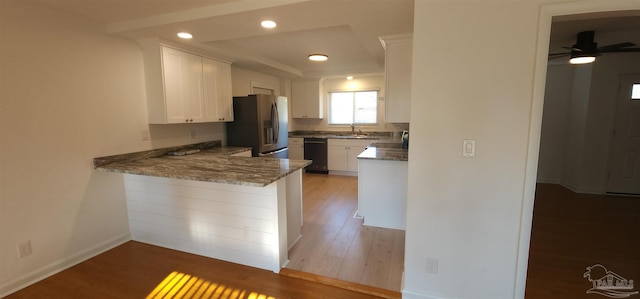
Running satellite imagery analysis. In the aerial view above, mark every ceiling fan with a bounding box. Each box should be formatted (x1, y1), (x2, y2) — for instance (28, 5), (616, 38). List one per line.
(548, 30), (640, 64)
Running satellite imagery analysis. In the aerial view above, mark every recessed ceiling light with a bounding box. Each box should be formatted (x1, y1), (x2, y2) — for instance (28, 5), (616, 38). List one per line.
(346, 76), (354, 80)
(177, 32), (193, 39)
(308, 54), (328, 62)
(261, 20), (277, 29)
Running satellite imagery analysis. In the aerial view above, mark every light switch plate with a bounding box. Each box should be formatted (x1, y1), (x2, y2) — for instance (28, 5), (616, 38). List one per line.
(463, 139), (476, 157)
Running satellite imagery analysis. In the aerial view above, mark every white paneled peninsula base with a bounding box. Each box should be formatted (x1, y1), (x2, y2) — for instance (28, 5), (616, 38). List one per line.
(94, 141), (311, 273)
(357, 143), (408, 230)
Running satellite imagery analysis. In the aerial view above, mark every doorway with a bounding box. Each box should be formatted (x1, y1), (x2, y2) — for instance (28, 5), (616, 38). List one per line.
(524, 9), (640, 298)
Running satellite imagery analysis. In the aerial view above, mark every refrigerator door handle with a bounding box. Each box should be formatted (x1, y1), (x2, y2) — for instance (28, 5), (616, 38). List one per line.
(258, 147), (288, 157)
(272, 102), (279, 144)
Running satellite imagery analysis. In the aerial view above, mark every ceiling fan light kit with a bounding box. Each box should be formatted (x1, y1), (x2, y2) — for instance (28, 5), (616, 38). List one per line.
(548, 30), (640, 64)
(569, 56), (596, 64)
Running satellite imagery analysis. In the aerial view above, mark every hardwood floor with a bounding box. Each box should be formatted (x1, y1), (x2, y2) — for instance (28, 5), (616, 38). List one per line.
(12, 180), (632, 298)
(525, 184), (640, 299)
(285, 174), (405, 292)
(6, 241), (383, 299)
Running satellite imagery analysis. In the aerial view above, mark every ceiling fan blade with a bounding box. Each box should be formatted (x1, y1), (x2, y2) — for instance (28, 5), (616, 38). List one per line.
(562, 46), (582, 52)
(598, 42), (636, 52)
(548, 53), (570, 60)
(600, 47), (640, 53)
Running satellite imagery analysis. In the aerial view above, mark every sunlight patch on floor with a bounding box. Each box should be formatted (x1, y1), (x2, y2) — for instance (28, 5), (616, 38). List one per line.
(147, 271), (276, 299)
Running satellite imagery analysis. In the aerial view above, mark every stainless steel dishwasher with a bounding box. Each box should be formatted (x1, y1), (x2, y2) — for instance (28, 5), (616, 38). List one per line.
(303, 138), (328, 174)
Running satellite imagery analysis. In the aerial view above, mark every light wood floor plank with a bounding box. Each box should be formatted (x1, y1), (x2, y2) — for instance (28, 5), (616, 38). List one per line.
(286, 173), (405, 291)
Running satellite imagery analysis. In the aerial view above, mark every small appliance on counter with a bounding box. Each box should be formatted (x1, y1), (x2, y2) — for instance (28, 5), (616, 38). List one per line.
(226, 94), (289, 158)
(401, 130), (409, 149)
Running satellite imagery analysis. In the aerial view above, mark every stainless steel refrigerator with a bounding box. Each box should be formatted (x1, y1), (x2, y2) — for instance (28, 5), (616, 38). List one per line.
(226, 94), (288, 158)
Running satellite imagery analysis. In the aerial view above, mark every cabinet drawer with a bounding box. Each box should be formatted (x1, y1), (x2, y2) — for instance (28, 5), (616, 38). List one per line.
(289, 137), (304, 145)
(328, 138), (372, 147)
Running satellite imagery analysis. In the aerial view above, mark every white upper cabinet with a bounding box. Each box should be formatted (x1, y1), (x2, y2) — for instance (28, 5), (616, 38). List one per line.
(291, 81), (323, 119)
(202, 57), (233, 122)
(141, 40), (233, 124)
(380, 34), (412, 123)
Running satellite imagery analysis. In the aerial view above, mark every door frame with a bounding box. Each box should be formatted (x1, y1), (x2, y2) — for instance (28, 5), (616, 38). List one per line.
(517, 1), (640, 297)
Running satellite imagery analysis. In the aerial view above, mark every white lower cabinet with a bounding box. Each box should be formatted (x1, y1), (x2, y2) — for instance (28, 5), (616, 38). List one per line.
(288, 137), (304, 160)
(328, 139), (371, 174)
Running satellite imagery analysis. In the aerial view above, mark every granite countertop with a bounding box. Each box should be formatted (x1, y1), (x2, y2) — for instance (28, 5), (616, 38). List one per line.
(288, 130), (394, 140)
(357, 142), (409, 161)
(93, 141), (312, 187)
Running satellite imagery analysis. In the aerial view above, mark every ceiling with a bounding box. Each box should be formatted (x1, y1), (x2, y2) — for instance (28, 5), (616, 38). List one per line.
(23, 0), (414, 79)
(22, 1), (639, 76)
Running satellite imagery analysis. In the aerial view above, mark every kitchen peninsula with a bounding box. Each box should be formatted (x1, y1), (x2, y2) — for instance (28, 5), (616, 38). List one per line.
(357, 142), (408, 230)
(94, 141), (311, 273)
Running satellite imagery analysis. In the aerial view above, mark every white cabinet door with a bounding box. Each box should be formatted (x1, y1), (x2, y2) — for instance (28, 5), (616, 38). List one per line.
(215, 61), (233, 122)
(328, 139), (370, 172)
(291, 82), (306, 119)
(288, 138), (304, 160)
(161, 47), (204, 124)
(180, 51), (205, 123)
(346, 140), (371, 172)
(143, 40), (233, 124)
(202, 58), (233, 122)
(381, 34), (412, 123)
(291, 81), (322, 119)
(161, 48), (186, 123)
(328, 142), (348, 171)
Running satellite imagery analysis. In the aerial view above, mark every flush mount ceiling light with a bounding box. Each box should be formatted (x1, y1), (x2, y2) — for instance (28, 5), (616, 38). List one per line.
(177, 32), (193, 39)
(261, 20), (277, 29)
(308, 54), (328, 62)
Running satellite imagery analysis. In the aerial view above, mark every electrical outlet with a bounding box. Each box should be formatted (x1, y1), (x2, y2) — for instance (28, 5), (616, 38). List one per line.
(189, 130), (196, 140)
(426, 257), (439, 274)
(18, 241), (32, 258)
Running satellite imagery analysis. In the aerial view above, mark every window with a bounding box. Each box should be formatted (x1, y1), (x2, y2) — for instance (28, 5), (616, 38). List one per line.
(328, 90), (378, 125)
(632, 83), (640, 100)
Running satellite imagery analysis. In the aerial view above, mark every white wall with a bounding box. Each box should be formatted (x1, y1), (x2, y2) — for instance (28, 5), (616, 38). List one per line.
(231, 66), (282, 97)
(405, 1), (544, 298)
(291, 76), (409, 133)
(537, 64), (573, 183)
(0, 1), (224, 295)
(405, 1), (640, 298)
(563, 64), (593, 190)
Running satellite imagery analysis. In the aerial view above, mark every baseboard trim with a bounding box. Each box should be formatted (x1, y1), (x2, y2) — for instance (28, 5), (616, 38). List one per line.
(536, 180), (604, 195)
(402, 289), (446, 299)
(279, 268), (401, 299)
(328, 170), (358, 177)
(0, 233), (131, 297)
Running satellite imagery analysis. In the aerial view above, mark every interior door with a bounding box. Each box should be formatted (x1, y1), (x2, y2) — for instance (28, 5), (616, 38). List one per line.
(606, 74), (640, 194)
